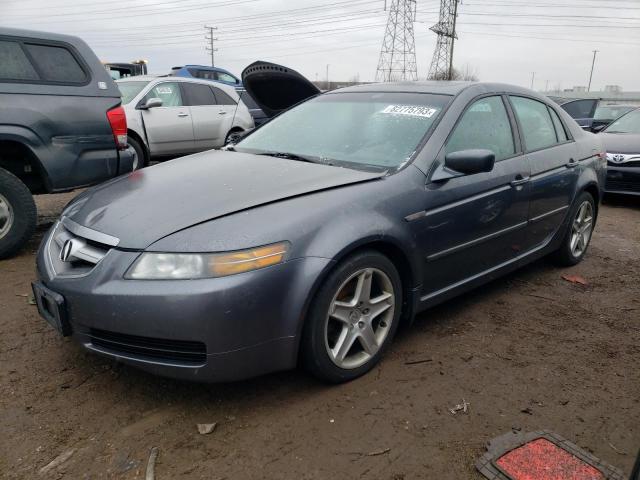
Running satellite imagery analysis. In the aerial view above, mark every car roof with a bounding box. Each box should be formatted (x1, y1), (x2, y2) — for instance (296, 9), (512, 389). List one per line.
(0, 26), (81, 43)
(332, 81), (541, 98)
(173, 65), (233, 72)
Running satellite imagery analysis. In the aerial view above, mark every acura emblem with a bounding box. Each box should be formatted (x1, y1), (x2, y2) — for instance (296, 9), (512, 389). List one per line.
(60, 239), (75, 262)
(611, 154), (625, 163)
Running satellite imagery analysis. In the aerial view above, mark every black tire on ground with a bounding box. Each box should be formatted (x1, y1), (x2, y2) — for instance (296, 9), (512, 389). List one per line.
(128, 137), (147, 170)
(551, 191), (596, 267)
(301, 250), (403, 383)
(0, 168), (37, 259)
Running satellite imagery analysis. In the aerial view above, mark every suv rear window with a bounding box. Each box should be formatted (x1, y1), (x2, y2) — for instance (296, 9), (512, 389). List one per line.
(0, 39), (87, 84)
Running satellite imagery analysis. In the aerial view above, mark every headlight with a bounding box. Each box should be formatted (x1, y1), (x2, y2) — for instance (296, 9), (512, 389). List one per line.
(126, 242), (289, 280)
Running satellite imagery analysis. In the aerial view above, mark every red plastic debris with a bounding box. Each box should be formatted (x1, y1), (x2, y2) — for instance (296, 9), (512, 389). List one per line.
(562, 274), (589, 286)
(496, 438), (605, 480)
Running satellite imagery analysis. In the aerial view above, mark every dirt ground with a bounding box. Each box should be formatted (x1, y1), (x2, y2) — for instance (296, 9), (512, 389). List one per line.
(1, 191), (639, 480)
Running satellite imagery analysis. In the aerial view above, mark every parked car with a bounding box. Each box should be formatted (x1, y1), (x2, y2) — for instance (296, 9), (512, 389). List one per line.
(34, 63), (605, 384)
(549, 97), (635, 133)
(116, 76), (254, 168)
(599, 107), (640, 195)
(170, 65), (242, 87)
(0, 27), (134, 259)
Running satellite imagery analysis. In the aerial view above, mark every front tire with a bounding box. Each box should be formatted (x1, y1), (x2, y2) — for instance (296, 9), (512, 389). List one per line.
(302, 250), (402, 383)
(0, 168), (37, 259)
(551, 191), (596, 266)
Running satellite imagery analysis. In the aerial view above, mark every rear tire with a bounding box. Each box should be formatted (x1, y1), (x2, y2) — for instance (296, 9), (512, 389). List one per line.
(302, 250), (402, 383)
(551, 191), (596, 267)
(128, 137), (147, 170)
(0, 168), (37, 259)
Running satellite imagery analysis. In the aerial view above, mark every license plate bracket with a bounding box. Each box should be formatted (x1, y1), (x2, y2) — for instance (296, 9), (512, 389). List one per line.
(32, 282), (71, 337)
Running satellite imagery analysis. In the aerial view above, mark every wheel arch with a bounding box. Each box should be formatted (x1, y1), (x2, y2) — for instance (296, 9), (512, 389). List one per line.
(294, 237), (420, 363)
(0, 137), (50, 193)
(127, 129), (149, 163)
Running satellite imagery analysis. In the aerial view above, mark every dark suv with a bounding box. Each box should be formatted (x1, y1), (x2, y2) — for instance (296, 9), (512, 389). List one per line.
(0, 27), (134, 258)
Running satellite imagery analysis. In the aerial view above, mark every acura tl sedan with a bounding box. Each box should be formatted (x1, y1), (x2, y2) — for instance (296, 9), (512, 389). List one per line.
(33, 63), (605, 383)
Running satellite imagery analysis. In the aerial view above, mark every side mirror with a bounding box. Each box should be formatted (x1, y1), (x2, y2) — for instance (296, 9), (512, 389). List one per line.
(445, 149), (496, 175)
(140, 97), (163, 109)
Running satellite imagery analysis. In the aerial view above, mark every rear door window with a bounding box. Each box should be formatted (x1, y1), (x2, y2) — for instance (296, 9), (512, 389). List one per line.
(510, 96), (558, 152)
(445, 96), (515, 161)
(183, 83), (217, 106)
(215, 72), (237, 84)
(211, 86), (237, 105)
(0, 40), (38, 80)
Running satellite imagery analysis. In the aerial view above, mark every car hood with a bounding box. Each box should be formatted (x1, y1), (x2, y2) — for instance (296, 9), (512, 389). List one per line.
(64, 150), (383, 249)
(241, 61), (320, 118)
(600, 132), (640, 154)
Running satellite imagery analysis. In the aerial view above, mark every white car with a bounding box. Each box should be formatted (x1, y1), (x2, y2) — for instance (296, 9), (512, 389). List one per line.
(116, 76), (254, 169)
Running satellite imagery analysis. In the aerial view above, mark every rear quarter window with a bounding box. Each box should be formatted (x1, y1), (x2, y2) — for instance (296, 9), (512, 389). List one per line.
(212, 87), (237, 105)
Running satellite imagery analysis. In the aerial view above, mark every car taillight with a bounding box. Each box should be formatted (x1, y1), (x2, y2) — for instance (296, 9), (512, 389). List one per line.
(106, 106), (127, 150)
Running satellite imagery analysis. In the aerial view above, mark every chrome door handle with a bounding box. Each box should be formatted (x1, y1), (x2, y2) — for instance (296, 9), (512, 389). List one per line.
(510, 176), (530, 187)
(218, 111), (227, 115)
(566, 158), (579, 168)
(178, 113), (189, 117)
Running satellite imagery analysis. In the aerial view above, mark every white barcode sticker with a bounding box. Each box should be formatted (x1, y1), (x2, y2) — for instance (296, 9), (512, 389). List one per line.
(380, 105), (439, 118)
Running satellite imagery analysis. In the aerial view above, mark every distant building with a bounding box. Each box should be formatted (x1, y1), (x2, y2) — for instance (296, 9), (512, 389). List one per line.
(604, 85), (622, 93)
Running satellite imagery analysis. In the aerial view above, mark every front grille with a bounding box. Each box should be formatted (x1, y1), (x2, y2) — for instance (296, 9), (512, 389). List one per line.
(89, 328), (207, 365)
(606, 178), (640, 193)
(608, 160), (640, 168)
(47, 219), (112, 277)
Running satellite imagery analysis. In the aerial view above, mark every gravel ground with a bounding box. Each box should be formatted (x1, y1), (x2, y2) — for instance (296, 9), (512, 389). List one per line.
(1, 191), (639, 479)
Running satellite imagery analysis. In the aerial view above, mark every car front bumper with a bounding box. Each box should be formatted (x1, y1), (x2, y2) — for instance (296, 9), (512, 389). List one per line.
(35, 236), (332, 382)
(605, 165), (640, 196)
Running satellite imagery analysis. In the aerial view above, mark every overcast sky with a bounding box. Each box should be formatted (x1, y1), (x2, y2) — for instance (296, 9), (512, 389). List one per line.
(3, 0), (640, 91)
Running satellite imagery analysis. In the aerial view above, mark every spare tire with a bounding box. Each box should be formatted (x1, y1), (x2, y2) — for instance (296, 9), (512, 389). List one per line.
(0, 168), (37, 259)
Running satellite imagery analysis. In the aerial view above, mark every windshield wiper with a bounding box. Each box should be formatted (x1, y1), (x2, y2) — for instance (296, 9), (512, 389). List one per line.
(256, 151), (327, 164)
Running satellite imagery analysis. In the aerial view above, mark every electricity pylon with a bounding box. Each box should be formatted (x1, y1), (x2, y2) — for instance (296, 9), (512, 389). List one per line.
(375, 0), (418, 82)
(427, 0), (460, 80)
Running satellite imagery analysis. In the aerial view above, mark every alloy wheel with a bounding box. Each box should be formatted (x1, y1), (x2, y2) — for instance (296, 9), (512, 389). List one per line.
(324, 267), (395, 369)
(0, 193), (14, 240)
(570, 200), (594, 258)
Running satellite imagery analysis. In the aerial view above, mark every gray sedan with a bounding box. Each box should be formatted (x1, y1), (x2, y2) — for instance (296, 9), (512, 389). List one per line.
(33, 74), (605, 383)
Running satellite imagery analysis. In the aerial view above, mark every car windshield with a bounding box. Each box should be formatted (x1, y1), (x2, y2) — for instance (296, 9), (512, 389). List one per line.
(605, 108), (640, 134)
(594, 105), (634, 121)
(234, 92), (450, 170)
(117, 80), (150, 104)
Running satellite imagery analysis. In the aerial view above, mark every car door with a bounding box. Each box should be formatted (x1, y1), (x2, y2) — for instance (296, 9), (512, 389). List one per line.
(509, 96), (580, 251)
(209, 86), (238, 144)
(140, 81), (194, 155)
(182, 82), (224, 150)
(420, 95), (531, 297)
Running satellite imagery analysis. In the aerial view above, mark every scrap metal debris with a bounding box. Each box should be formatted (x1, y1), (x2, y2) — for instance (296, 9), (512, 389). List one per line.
(145, 447), (159, 480)
(404, 358), (433, 365)
(197, 422), (217, 435)
(39, 448), (76, 475)
(449, 399), (469, 415)
(367, 448), (391, 457)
